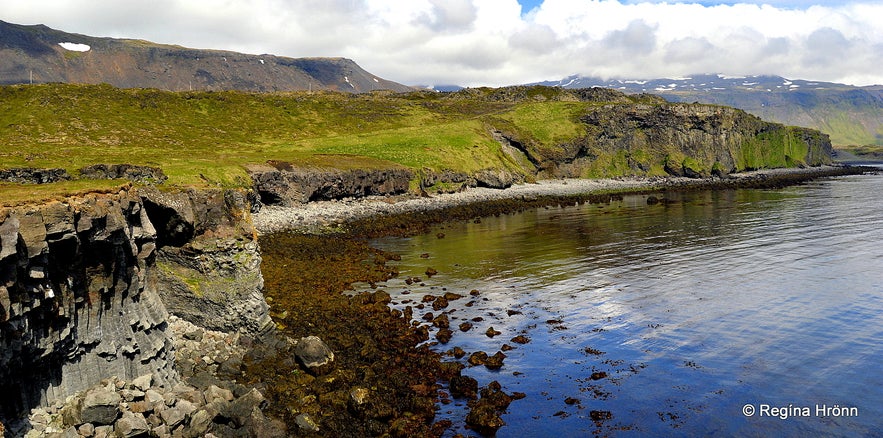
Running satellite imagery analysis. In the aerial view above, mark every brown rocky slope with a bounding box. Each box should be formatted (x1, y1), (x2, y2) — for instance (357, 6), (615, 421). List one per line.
(0, 20), (413, 93)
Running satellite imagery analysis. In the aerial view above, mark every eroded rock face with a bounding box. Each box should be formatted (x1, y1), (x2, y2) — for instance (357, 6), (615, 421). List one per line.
(247, 162), (413, 206)
(494, 102), (835, 179)
(140, 187), (273, 336)
(577, 103), (834, 177)
(156, 237), (271, 336)
(0, 186), (274, 428)
(0, 191), (177, 421)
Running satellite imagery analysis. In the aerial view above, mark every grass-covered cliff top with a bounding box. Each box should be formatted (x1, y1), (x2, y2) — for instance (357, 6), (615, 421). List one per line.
(0, 83), (829, 206)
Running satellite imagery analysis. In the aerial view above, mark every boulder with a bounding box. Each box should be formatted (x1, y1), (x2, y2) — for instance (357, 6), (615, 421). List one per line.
(158, 399), (196, 428)
(465, 403), (505, 435)
(473, 168), (522, 189)
(449, 375), (478, 399)
(293, 336), (335, 371)
(225, 388), (266, 428)
(131, 374), (153, 391)
(80, 387), (121, 425)
(114, 411), (150, 437)
(204, 385), (234, 404)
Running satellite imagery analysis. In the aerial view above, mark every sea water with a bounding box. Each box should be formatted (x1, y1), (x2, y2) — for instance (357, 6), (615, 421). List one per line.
(367, 170), (883, 437)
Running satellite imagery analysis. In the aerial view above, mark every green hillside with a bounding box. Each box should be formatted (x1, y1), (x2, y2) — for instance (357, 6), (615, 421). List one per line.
(0, 83), (833, 205)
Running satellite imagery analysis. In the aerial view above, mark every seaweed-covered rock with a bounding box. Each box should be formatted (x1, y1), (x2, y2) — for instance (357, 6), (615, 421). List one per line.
(294, 336), (335, 372)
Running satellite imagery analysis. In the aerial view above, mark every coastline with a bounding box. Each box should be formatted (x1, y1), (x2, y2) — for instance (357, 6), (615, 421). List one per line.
(253, 165), (873, 235)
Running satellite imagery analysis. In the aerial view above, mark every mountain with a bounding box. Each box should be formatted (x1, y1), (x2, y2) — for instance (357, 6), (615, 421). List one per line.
(0, 20), (413, 93)
(535, 73), (883, 147)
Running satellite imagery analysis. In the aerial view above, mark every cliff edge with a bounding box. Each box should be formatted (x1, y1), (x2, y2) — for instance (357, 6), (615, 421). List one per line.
(0, 185), (272, 432)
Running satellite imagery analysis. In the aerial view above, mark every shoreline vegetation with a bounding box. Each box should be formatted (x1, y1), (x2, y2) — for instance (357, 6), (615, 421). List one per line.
(254, 165), (874, 236)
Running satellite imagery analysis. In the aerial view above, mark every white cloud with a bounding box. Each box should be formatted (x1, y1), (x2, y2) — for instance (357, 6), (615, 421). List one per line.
(1, 0), (881, 86)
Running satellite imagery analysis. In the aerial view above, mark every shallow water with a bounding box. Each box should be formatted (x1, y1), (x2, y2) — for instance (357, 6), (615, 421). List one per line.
(367, 171), (883, 437)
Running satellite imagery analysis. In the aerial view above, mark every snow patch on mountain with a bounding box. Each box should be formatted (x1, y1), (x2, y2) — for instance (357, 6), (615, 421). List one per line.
(58, 42), (90, 52)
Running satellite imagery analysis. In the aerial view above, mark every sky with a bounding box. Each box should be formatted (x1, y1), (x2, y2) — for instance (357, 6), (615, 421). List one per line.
(2, 0), (882, 87)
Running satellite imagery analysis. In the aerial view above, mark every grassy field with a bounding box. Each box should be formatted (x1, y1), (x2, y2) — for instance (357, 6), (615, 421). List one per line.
(0, 84), (596, 204)
(0, 83), (827, 206)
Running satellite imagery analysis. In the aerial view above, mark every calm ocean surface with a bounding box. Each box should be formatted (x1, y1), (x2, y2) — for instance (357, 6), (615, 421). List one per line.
(367, 170), (883, 437)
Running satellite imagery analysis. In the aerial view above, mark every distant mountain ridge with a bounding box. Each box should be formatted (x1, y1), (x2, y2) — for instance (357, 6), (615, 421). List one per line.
(0, 20), (413, 93)
(534, 73), (883, 147)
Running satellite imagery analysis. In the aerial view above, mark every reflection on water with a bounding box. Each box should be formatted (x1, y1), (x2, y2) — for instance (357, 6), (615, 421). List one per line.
(367, 172), (883, 437)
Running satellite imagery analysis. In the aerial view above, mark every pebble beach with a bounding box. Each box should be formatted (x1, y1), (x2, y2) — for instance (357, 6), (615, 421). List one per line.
(253, 166), (859, 234)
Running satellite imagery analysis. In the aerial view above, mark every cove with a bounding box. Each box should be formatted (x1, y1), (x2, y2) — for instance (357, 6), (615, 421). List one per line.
(359, 171), (883, 436)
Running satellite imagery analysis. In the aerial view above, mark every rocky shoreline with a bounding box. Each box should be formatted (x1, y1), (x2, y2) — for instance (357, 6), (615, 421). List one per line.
(19, 317), (284, 438)
(253, 165), (872, 234)
(2, 164), (875, 437)
(237, 163), (876, 436)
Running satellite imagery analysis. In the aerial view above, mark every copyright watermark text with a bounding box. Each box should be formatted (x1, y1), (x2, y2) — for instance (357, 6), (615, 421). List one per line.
(742, 403), (859, 420)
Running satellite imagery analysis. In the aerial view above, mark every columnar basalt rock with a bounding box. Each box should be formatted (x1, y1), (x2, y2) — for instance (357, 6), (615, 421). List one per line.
(139, 187), (273, 336)
(0, 186), (274, 430)
(0, 191), (177, 421)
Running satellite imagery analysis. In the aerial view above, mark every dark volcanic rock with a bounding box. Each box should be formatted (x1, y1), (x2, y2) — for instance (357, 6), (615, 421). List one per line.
(465, 381), (514, 435)
(79, 163), (167, 183)
(468, 351), (488, 366)
(80, 387), (122, 425)
(0, 190), (179, 426)
(0, 167), (70, 184)
(247, 162), (413, 206)
(450, 375), (479, 400)
(484, 351), (507, 370)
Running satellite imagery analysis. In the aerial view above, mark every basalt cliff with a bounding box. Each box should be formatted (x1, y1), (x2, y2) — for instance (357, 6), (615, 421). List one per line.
(0, 185), (273, 435)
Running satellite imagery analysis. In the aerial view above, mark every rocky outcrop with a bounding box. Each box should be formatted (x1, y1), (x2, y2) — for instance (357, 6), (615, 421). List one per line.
(138, 187), (272, 336)
(0, 190), (177, 422)
(0, 164), (166, 185)
(496, 102), (835, 179)
(579, 103), (833, 176)
(78, 164), (167, 184)
(419, 167), (525, 193)
(247, 161), (413, 206)
(0, 185), (273, 431)
(0, 168), (70, 184)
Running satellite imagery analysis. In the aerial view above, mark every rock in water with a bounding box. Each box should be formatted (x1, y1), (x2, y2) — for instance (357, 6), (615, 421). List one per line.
(465, 403), (505, 435)
(294, 336), (335, 372)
